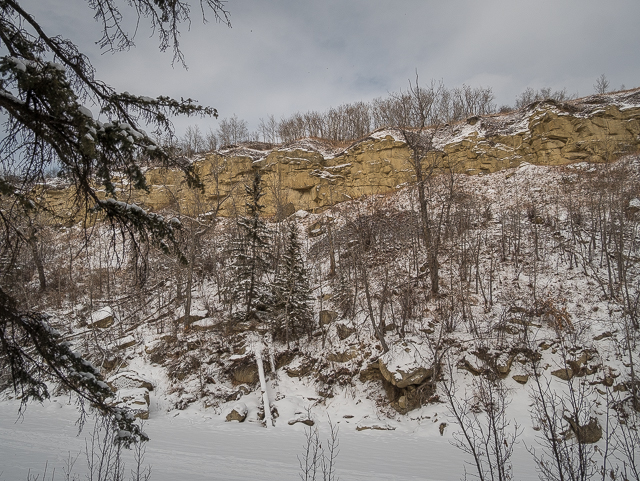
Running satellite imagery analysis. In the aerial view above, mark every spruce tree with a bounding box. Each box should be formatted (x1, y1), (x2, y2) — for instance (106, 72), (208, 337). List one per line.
(273, 220), (313, 345)
(0, 0), (229, 440)
(228, 170), (273, 322)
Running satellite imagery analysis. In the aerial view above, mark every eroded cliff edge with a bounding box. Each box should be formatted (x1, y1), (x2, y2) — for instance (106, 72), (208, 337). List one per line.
(46, 89), (640, 217)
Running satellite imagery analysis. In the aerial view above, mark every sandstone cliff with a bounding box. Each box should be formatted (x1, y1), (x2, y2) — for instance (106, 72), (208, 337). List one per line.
(45, 88), (640, 217)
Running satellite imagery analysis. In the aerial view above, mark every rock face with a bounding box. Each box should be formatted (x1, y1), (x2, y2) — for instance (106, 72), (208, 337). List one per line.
(42, 90), (640, 220)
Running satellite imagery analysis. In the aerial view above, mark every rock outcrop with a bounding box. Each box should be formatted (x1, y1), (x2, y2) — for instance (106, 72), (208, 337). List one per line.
(379, 343), (434, 389)
(110, 388), (150, 419)
(106, 371), (154, 419)
(42, 89), (640, 219)
(378, 342), (436, 413)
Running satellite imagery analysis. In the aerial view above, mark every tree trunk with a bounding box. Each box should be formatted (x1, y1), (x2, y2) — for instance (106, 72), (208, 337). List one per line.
(27, 228), (46, 292)
(359, 256), (389, 353)
(414, 153), (439, 295)
(255, 342), (273, 428)
(327, 220), (336, 278)
(184, 239), (196, 329)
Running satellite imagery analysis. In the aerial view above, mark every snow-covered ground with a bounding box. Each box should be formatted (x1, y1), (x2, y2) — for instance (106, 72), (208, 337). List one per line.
(0, 398), (541, 481)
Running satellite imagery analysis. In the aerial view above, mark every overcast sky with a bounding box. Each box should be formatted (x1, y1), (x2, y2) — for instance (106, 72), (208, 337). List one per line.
(25, 0), (640, 136)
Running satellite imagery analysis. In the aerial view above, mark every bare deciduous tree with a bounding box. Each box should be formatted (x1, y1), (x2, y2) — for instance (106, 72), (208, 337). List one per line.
(594, 74), (610, 95)
(217, 114), (249, 147)
(298, 417), (340, 481)
(514, 87), (575, 110)
(444, 365), (521, 481)
(181, 125), (205, 157)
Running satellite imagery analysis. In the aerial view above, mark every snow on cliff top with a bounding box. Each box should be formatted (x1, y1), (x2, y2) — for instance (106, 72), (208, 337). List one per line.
(280, 138), (345, 158)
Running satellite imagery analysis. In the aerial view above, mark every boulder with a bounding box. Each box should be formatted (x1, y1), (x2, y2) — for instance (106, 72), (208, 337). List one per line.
(598, 374), (615, 387)
(613, 382), (629, 393)
(512, 375), (529, 385)
(359, 363), (383, 383)
(232, 364), (258, 385)
(539, 341), (552, 351)
(335, 323), (355, 340)
(189, 317), (219, 332)
(275, 351), (297, 370)
(564, 416), (602, 444)
(496, 354), (515, 378)
(231, 321), (256, 332)
(110, 388), (150, 419)
(288, 413), (314, 426)
(233, 342), (247, 355)
(307, 221), (325, 237)
(593, 331), (613, 341)
(458, 357), (483, 376)
(327, 348), (359, 363)
(88, 307), (116, 329)
(566, 349), (599, 377)
(144, 340), (162, 355)
(470, 349), (514, 378)
(552, 367), (574, 381)
(176, 313), (206, 327)
(396, 394), (410, 411)
(319, 310), (339, 326)
(101, 355), (122, 371)
(107, 371), (154, 391)
(115, 335), (137, 350)
(627, 198), (640, 215)
(225, 402), (248, 422)
(378, 343), (433, 389)
(356, 420), (396, 431)
(285, 356), (314, 378)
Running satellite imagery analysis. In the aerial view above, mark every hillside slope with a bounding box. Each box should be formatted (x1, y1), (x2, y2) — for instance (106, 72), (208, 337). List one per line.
(7, 153), (639, 455)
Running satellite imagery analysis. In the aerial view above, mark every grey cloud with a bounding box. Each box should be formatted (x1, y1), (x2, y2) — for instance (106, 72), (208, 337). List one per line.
(21, 0), (640, 135)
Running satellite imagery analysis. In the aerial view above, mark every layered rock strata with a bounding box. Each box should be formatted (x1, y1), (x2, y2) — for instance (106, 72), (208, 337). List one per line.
(44, 89), (640, 217)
